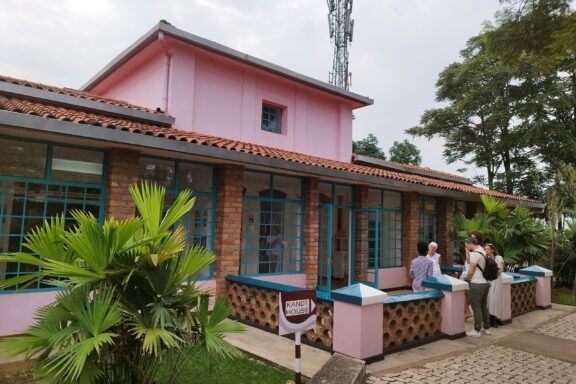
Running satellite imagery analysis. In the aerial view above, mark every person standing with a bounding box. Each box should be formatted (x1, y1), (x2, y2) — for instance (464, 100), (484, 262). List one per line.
(427, 242), (442, 277)
(410, 241), (434, 292)
(464, 237), (491, 337)
(486, 243), (505, 327)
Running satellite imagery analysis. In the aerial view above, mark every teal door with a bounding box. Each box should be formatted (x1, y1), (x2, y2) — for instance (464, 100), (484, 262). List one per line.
(318, 203), (333, 291)
(351, 208), (379, 288)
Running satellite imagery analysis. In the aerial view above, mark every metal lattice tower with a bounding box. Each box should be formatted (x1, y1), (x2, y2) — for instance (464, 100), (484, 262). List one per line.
(327, 0), (354, 90)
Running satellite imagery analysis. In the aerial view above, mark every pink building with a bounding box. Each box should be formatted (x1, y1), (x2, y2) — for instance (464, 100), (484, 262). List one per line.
(0, 21), (544, 353)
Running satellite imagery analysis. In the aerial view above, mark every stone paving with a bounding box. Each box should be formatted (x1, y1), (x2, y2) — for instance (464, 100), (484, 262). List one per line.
(365, 345), (576, 384)
(535, 312), (576, 342)
(366, 310), (576, 384)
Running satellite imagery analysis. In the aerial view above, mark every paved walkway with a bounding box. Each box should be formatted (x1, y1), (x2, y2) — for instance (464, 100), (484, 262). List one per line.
(366, 303), (576, 384)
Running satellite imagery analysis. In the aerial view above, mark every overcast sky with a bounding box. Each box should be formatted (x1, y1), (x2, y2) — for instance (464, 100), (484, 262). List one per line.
(0, 0), (502, 178)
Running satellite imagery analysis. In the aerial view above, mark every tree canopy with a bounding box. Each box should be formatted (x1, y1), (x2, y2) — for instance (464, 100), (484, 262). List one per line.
(407, 0), (575, 199)
(389, 139), (422, 165)
(352, 133), (386, 160)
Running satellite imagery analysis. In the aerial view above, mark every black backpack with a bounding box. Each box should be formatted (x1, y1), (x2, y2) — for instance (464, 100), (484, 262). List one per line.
(476, 250), (499, 281)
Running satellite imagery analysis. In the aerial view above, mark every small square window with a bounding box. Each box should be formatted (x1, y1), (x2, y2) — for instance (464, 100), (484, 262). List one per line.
(261, 104), (283, 134)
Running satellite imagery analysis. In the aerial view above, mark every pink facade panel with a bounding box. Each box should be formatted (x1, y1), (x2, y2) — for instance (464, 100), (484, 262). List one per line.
(535, 276), (552, 308)
(253, 273), (307, 289)
(438, 290), (466, 336)
(377, 267), (407, 290)
(0, 291), (58, 336)
(91, 43), (166, 112)
(92, 37), (355, 162)
(333, 301), (383, 359)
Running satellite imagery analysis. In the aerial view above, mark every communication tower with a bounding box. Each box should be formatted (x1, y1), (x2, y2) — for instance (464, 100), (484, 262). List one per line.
(327, 0), (354, 90)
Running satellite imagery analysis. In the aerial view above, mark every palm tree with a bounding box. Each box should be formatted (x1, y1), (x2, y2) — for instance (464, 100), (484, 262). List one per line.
(0, 182), (243, 384)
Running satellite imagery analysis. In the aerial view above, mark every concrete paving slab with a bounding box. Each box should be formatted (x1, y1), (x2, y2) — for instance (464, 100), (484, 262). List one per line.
(225, 326), (332, 378)
(498, 331), (576, 364)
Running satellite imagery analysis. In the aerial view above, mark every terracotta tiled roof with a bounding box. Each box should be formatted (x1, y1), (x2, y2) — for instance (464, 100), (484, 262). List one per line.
(0, 92), (540, 205)
(0, 75), (163, 115)
(352, 154), (472, 183)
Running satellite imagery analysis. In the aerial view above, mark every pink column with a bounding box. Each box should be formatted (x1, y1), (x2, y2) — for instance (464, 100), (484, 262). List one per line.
(423, 275), (469, 338)
(331, 283), (387, 360)
(500, 273), (514, 324)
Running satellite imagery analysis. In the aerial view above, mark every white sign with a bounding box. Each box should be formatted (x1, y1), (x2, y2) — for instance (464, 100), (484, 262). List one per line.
(279, 290), (317, 336)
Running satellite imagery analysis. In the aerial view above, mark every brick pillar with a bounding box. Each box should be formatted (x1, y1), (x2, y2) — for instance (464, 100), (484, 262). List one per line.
(213, 164), (244, 295)
(402, 192), (420, 283)
(105, 149), (140, 220)
(437, 197), (454, 266)
(303, 177), (319, 289)
(353, 185), (368, 283)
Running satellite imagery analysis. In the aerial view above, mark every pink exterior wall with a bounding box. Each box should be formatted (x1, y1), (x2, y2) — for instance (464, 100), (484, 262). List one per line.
(0, 291), (58, 336)
(253, 273), (307, 288)
(377, 267), (407, 290)
(535, 276), (552, 308)
(501, 281), (512, 321)
(438, 290), (465, 336)
(91, 37), (356, 162)
(333, 301), (383, 359)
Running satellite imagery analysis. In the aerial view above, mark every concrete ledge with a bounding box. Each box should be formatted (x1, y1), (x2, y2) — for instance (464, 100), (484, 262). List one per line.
(310, 353), (365, 384)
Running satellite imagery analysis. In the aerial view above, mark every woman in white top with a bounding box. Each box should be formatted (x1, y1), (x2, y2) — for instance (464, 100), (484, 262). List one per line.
(427, 242), (442, 277)
(486, 243), (505, 327)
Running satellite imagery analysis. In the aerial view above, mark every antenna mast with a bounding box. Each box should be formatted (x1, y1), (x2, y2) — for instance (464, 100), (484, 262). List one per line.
(327, 0), (354, 90)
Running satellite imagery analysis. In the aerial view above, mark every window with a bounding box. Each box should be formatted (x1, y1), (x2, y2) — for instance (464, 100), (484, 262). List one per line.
(367, 189), (403, 268)
(241, 171), (303, 274)
(419, 196), (437, 244)
(0, 138), (105, 291)
(139, 157), (215, 279)
(261, 104), (283, 134)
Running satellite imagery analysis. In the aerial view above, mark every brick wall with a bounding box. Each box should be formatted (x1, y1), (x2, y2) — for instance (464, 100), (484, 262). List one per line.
(105, 149), (140, 220)
(436, 197), (454, 266)
(303, 177), (319, 289)
(402, 192), (420, 283)
(353, 185), (368, 283)
(213, 164), (244, 294)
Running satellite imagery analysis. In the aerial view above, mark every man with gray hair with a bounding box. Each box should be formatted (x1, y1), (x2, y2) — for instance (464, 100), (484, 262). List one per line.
(427, 242), (442, 277)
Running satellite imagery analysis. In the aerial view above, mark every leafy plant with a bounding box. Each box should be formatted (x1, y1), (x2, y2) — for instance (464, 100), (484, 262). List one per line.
(0, 182), (243, 384)
(455, 194), (549, 265)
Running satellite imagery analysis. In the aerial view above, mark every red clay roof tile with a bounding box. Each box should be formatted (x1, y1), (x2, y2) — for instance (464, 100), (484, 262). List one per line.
(0, 91), (540, 205)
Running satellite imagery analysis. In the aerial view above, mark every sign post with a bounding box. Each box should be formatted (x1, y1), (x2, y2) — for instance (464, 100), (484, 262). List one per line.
(279, 290), (316, 384)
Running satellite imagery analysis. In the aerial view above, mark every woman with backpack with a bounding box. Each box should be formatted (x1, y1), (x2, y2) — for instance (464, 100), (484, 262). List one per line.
(486, 244), (505, 327)
(463, 237), (491, 337)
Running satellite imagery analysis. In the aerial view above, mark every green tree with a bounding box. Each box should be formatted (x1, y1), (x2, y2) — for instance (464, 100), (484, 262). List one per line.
(0, 183), (243, 384)
(455, 195), (549, 265)
(388, 139), (422, 165)
(407, 35), (528, 193)
(352, 133), (386, 160)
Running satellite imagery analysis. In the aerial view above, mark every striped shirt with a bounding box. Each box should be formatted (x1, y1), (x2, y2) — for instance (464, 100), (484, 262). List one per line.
(410, 256), (434, 291)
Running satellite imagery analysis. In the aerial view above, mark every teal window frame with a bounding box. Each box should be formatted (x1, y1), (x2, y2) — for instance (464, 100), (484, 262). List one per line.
(139, 156), (216, 280)
(419, 196), (437, 244)
(367, 189), (404, 268)
(240, 171), (304, 275)
(0, 136), (106, 293)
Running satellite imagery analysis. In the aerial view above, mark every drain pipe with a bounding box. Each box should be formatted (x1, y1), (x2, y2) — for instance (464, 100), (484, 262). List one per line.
(159, 31), (172, 113)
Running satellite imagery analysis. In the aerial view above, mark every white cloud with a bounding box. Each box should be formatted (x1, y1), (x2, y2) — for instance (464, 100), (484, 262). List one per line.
(0, 0), (501, 179)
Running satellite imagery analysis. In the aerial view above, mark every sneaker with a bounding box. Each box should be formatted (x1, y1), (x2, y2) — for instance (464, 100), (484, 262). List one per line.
(466, 330), (481, 337)
(482, 328), (491, 335)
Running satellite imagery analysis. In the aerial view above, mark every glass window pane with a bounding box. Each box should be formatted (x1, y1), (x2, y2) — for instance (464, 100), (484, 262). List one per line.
(367, 188), (381, 208)
(334, 185), (352, 206)
(0, 139), (47, 178)
(139, 158), (175, 188)
(51, 146), (103, 183)
(319, 182), (332, 204)
(243, 172), (270, 197)
(179, 163), (213, 193)
(383, 191), (402, 209)
(273, 175), (301, 200)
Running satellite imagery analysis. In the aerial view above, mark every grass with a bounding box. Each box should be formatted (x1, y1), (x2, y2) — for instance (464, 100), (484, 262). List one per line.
(157, 349), (298, 384)
(552, 288), (576, 306)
